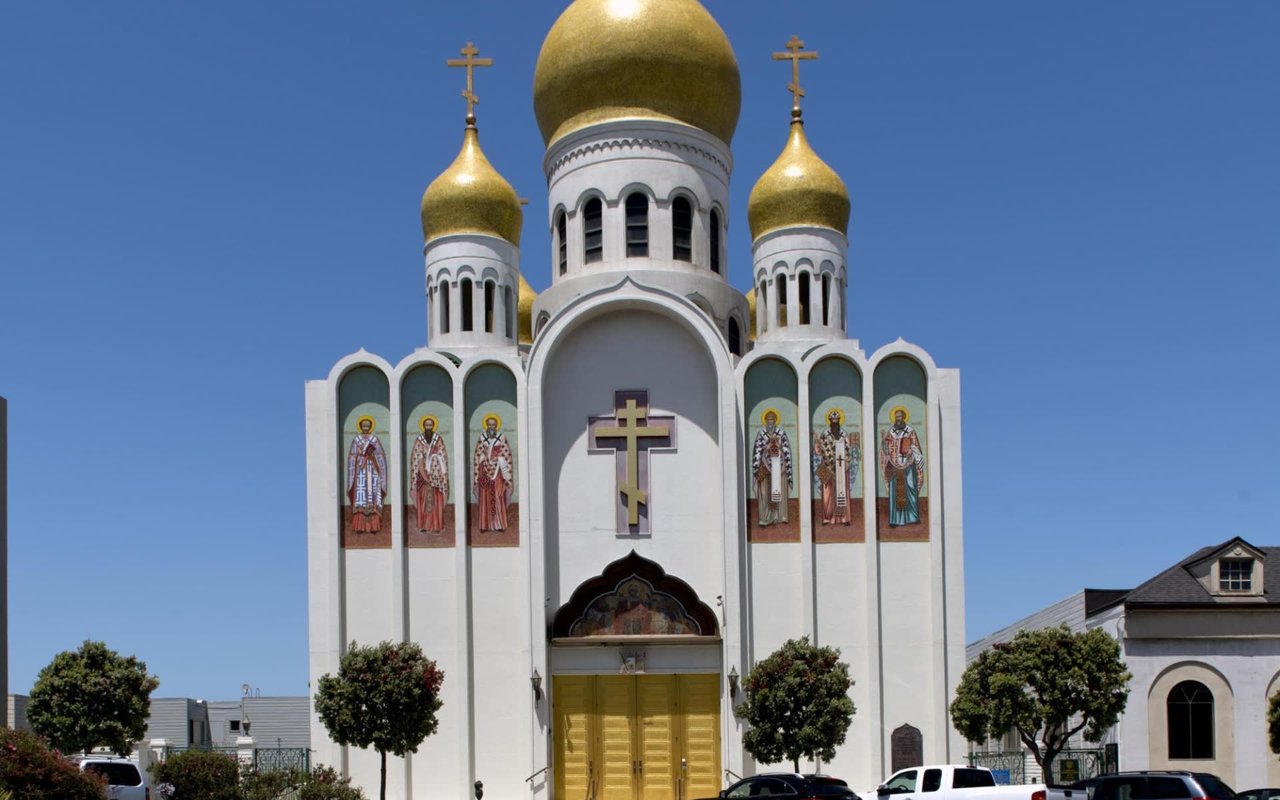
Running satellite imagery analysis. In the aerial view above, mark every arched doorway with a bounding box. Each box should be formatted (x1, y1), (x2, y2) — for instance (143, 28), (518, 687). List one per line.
(550, 552), (722, 800)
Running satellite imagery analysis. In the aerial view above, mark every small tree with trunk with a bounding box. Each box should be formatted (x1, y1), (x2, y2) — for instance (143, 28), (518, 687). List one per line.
(950, 625), (1130, 784)
(314, 641), (443, 800)
(1268, 688), (1280, 757)
(28, 640), (160, 756)
(736, 637), (857, 772)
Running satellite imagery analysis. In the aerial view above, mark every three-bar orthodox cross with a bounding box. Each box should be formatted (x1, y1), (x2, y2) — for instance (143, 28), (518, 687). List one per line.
(589, 391), (677, 532)
(447, 41), (493, 120)
(772, 35), (818, 113)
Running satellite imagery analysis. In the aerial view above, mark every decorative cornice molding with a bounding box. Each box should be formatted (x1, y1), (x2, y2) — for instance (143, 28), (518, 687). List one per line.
(548, 135), (731, 183)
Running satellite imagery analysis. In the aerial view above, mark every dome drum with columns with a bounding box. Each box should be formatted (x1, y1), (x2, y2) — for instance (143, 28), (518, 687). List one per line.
(307, 3), (966, 798)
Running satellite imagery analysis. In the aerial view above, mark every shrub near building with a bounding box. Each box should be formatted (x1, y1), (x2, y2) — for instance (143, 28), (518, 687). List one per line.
(0, 728), (106, 800)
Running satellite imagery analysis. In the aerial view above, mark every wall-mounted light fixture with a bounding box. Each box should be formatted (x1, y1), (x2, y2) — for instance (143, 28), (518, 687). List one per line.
(728, 666), (739, 699)
(531, 669), (543, 702)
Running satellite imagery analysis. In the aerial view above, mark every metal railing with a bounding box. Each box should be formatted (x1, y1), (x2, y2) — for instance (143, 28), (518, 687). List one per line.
(254, 748), (311, 773)
(968, 748), (1107, 785)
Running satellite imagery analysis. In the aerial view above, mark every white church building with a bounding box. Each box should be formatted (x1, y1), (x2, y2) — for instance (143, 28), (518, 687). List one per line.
(306, 1), (967, 797)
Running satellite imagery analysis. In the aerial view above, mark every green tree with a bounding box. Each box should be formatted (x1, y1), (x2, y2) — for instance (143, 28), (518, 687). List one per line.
(1268, 688), (1280, 756)
(950, 626), (1130, 784)
(28, 640), (160, 756)
(736, 637), (857, 772)
(314, 641), (444, 800)
(150, 749), (241, 800)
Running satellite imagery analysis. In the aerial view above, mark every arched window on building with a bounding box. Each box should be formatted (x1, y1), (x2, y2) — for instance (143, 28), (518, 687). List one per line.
(777, 275), (788, 326)
(504, 285), (514, 339)
(799, 271), (811, 325)
(440, 280), (451, 334)
(758, 280), (767, 333)
(483, 280), (496, 333)
(536, 311), (551, 337)
(625, 193), (649, 257)
(556, 211), (568, 275)
(672, 197), (692, 262)
(583, 198), (603, 264)
(460, 278), (474, 332)
(1168, 680), (1214, 759)
(728, 317), (741, 356)
(822, 273), (832, 325)
(709, 209), (722, 274)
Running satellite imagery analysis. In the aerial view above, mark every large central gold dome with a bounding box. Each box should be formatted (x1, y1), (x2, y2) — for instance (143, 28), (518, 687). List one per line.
(533, 0), (741, 148)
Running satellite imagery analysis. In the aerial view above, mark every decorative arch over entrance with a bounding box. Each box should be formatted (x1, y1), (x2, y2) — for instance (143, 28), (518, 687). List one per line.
(552, 550), (719, 639)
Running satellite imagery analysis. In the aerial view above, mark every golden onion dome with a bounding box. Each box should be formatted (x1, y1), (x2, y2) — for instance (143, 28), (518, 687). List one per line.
(745, 287), (757, 342)
(533, 0), (741, 148)
(517, 273), (537, 345)
(747, 115), (850, 240)
(421, 124), (523, 245)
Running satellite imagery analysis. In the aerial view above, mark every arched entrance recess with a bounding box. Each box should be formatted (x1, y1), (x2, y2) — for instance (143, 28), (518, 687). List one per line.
(551, 552), (721, 800)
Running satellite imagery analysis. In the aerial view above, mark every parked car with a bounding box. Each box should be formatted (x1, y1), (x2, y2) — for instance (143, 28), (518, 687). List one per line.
(868, 765), (1046, 800)
(79, 755), (150, 800)
(698, 773), (858, 798)
(1236, 790), (1280, 800)
(1057, 772), (1236, 800)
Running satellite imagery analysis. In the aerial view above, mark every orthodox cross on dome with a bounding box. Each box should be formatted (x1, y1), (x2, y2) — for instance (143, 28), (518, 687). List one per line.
(446, 41), (493, 123)
(772, 34), (818, 116)
(589, 390), (677, 534)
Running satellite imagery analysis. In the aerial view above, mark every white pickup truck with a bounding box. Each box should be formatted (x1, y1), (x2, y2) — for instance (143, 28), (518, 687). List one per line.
(868, 765), (1046, 800)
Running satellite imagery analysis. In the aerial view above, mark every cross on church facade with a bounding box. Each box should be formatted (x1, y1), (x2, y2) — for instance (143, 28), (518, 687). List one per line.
(447, 41), (493, 120)
(772, 34), (818, 112)
(589, 390), (677, 533)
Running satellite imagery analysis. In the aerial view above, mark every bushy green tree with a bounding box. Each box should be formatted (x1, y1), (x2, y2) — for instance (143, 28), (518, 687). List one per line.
(0, 727), (106, 800)
(150, 750), (241, 800)
(736, 637), (857, 772)
(951, 626), (1130, 784)
(28, 640), (159, 756)
(240, 765), (367, 800)
(315, 641), (444, 800)
(1268, 689), (1280, 756)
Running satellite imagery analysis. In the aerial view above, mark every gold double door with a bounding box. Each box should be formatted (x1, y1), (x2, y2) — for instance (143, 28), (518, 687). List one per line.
(554, 674), (721, 800)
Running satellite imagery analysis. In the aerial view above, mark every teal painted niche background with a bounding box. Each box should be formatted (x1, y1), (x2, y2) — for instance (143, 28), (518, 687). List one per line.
(402, 364), (454, 503)
(338, 365), (391, 508)
(809, 357), (863, 490)
(464, 363), (518, 499)
(874, 356), (927, 498)
(743, 357), (799, 500)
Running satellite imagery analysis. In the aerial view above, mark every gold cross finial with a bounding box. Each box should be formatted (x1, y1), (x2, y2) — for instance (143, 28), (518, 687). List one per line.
(446, 41), (493, 124)
(772, 35), (818, 117)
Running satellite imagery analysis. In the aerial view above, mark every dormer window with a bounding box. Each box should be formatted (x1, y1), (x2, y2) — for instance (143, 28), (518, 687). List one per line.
(1219, 558), (1253, 592)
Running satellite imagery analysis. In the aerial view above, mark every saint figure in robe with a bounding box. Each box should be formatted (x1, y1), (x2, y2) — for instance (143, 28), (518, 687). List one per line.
(751, 409), (792, 526)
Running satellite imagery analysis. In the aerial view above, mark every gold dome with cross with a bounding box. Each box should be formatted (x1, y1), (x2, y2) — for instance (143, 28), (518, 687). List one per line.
(533, 0), (742, 148)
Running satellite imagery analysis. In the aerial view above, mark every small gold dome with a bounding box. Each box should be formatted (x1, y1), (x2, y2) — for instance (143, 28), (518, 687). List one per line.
(421, 125), (523, 245)
(745, 287), (757, 342)
(747, 117), (850, 240)
(533, 0), (741, 148)
(517, 273), (537, 345)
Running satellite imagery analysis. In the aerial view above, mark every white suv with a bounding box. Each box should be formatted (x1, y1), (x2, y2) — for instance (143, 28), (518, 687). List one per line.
(79, 755), (150, 800)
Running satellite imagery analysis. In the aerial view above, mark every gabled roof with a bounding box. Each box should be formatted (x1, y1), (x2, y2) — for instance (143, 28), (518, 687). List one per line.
(1122, 536), (1278, 607)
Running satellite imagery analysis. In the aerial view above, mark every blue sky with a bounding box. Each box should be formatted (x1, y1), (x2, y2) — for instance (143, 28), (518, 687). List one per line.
(2, 1), (1277, 699)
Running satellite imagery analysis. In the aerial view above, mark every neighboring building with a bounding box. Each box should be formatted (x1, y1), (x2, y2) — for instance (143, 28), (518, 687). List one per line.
(966, 537), (1280, 789)
(207, 697), (310, 750)
(307, 1), (967, 798)
(6, 693), (29, 732)
(143, 698), (210, 749)
(1, 396), (7, 730)
(143, 695), (310, 751)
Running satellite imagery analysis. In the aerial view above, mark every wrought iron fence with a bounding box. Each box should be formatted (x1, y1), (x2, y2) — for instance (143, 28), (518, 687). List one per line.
(254, 748), (311, 773)
(967, 751), (1026, 785)
(1046, 749), (1105, 784)
(969, 748), (1107, 785)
